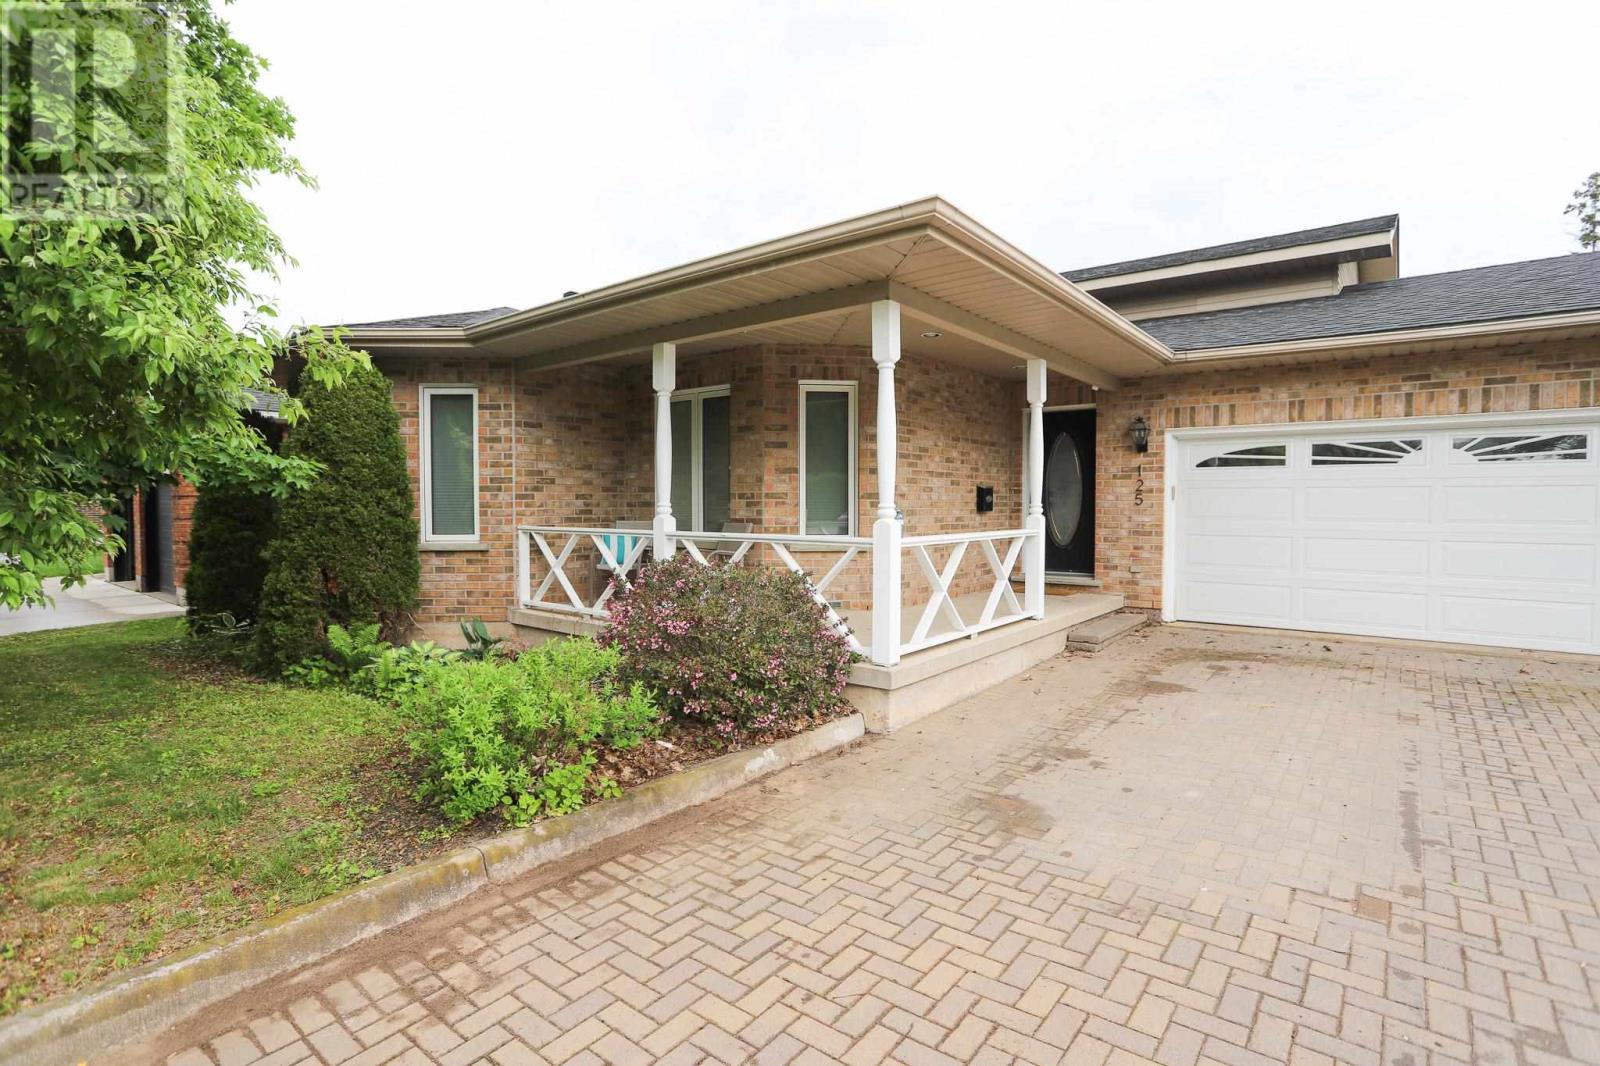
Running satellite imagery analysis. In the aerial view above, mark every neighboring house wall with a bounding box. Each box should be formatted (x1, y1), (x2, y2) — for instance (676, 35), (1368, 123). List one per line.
(120, 479), (196, 598)
(1077, 337), (1600, 611)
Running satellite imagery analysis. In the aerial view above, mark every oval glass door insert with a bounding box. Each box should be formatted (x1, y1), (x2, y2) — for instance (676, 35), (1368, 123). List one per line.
(1045, 431), (1083, 547)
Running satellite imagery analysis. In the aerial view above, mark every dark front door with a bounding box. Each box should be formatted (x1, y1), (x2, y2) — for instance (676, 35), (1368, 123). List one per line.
(1042, 409), (1095, 574)
(140, 487), (174, 593)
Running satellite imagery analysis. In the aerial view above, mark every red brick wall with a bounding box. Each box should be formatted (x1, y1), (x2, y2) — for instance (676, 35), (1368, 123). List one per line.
(120, 479), (195, 596)
(387, 337), (1600, 628)
(1080, 337), (1600, 611)
(385, 345), (1025, 623)
(382, 356), (520, 624)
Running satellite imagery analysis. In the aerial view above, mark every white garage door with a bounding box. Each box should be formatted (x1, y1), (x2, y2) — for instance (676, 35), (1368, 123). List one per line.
(1172, 417), (1600, 653)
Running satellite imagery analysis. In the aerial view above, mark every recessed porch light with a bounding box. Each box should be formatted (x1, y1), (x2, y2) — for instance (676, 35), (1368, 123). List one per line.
(920, 330), (943, 339)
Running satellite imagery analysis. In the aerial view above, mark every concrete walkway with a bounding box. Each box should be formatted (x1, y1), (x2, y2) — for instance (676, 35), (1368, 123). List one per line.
(0, 576), (184, 637)
(123, 626), (1600, 1066)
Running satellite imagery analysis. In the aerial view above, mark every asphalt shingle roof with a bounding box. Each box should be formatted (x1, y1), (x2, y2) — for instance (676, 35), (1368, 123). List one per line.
(1138, 252), (1600, 352)
(1064, 215), (1398, 283)
(242, 387), (285, 420)
(340, 306), (519, 329)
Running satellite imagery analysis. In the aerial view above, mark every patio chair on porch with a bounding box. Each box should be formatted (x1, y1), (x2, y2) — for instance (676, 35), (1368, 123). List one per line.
(706, 521), (754, 563)
(598, 520), (650, 579)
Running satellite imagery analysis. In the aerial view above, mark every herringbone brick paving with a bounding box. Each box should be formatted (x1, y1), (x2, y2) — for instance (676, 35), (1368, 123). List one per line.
(124, 626), (1600, 1066)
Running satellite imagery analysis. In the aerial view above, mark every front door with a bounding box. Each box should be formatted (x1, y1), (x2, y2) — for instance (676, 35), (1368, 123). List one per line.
(1042, 409), (1095, 574)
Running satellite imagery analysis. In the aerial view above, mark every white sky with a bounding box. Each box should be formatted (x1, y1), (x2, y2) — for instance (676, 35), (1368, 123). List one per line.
(224, 0), (1599, 329)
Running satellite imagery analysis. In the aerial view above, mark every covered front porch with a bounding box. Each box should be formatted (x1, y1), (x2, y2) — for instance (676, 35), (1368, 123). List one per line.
(509, 309), (1075, 672)
(362, 199), (1167, 727)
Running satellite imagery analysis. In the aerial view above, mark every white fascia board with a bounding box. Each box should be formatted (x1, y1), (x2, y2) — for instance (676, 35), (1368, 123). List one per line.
(1075, 229), (1397, 292)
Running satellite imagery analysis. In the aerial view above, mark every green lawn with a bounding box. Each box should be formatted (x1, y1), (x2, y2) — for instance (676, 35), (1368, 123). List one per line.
(33, 547), (107, 579)
(0, 619), (421, 1015)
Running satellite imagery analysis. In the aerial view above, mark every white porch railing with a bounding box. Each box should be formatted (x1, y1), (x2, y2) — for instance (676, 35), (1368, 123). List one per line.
(516, 525), (871, 655)
(515, 523), (1042, 667)
(898, 528), (1037, 657)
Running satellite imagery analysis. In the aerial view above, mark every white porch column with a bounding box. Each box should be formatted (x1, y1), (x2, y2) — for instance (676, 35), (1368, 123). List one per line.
(1025, 358), (1047, 619)
(870, 300), (902, 666)
(652, 342), (677, 558)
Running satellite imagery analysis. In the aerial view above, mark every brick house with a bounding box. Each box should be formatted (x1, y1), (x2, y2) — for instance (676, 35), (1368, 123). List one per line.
(105, 390), (285, 601)
(339, 199), (1600, 728)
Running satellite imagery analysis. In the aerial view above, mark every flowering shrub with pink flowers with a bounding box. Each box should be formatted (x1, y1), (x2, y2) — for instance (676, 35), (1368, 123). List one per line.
(598, 554), (859, 739)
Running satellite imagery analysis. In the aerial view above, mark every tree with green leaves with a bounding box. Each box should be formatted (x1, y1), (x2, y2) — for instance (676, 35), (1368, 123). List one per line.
(1568, 172), (1600, 252)
(253, 364), (419, 672)
(0, 0), (358, 609)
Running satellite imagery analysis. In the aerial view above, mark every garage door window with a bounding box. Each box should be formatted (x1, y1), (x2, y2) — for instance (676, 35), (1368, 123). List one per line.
(1195, 443), (1286, 468)
(1451, 432), (1589, 463)
(1311, 439), (1423, 466)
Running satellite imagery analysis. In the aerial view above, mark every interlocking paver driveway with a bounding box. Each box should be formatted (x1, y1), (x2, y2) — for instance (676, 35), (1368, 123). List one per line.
(129, 625), (1600, 1066)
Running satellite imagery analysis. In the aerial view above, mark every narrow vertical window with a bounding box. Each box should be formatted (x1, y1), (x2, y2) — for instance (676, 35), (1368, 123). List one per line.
(800, 382), (857, 535)
(421, 386), (478, 541)
(667, 386), (732, 531)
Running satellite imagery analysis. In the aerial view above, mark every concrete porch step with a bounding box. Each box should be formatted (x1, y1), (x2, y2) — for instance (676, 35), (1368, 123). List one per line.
(846, 591), (1123, 732)
(1064, 610), (1149, 653)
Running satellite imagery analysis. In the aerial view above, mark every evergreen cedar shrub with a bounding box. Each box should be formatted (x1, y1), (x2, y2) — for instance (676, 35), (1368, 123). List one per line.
(185, 481), (277, 624)
(253, 364), (419, 671)
(598, 555), (858, 738)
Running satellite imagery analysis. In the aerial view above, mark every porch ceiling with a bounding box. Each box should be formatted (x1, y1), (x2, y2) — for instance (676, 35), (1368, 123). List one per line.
(345, 197), (1176, 390)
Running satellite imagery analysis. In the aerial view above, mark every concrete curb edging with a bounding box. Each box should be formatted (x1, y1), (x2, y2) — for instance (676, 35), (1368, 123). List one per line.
(0, 713), (866, 1066)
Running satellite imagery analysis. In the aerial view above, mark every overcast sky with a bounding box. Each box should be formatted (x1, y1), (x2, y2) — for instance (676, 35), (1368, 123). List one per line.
(223, 0), (1598, 329)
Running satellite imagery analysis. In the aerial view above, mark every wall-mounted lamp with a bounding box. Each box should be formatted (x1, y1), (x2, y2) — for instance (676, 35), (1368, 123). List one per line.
(1128, 416), (1150, 453)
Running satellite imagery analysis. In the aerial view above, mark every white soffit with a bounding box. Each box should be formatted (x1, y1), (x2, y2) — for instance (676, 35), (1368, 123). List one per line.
(346, 198), (1175, 389)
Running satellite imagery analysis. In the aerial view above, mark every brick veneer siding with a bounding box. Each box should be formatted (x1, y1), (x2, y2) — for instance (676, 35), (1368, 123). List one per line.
(384, 344), (1027, 624)
(1076, 337), (1600, 612)
(390, 336), (1600, 630)
(383, 356), (520, 624)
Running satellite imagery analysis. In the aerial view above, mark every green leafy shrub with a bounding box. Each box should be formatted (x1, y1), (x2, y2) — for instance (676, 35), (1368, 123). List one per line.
(599, 555), (858, 739)
(186, 611), (255, 662)
(282, 622), (385, 687)
(185, 481), (277, 625)
(403, 638), (657, 825)
(363, 640), (459, 698)
(285, 625), (459, 699)
(253, 364), (419, 672)
(459, 617), (505, 660)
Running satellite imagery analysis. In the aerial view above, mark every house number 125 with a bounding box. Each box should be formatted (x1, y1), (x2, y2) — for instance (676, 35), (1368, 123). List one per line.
(1134, 464), (1145, 507)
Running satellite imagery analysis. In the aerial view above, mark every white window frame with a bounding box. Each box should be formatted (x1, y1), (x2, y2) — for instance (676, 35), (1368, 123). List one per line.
(671, 384), (731, 532)
(797, 380), (858, 537)
(419, 384), (480, 543)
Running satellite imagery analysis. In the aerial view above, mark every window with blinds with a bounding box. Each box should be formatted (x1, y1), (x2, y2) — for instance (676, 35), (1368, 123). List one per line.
(422, 387), (478, 540)
(800, 383), (856, 536)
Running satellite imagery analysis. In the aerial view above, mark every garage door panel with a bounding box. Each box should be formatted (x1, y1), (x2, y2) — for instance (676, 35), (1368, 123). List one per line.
(1183, 580), (1292, 621)
(1302, 587), (1428, 631)
(1303, 537), (1428, 576)
(1443, 484), (1597, 525)
(1187, 485), (1293, 521)
(1441, 541), (1595, 583)
(1305, 485), (1432, 524)
(1173, 418), (1600, 654)
(1187, 533), (1292, 569)
(1438, 595), (1593, 645)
